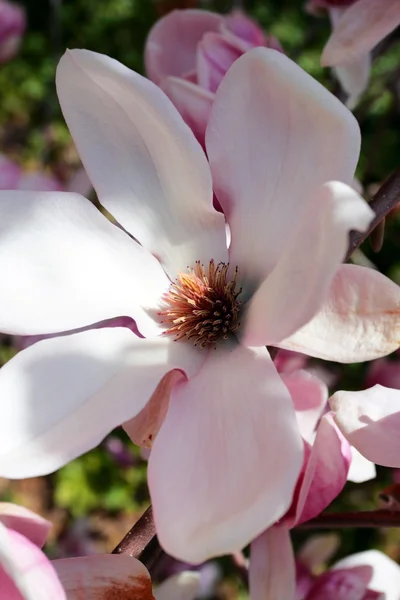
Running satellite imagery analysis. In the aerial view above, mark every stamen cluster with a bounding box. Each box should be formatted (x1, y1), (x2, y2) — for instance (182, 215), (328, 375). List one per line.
(159, 260), (242, 348)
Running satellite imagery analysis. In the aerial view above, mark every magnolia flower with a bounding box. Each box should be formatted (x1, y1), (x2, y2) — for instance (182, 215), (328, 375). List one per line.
(0, 0), (25, 64)
(0, 44), (396, 563)
(251, 528), (400, 600)
(307, 0), (400, 108)
(145, 9), (282, 142)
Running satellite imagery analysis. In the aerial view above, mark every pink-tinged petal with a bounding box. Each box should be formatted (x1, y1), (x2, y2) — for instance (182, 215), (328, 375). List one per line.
(155, 572), (200, 600)
(0, 154), (21, 188)
(333, 56), (371, 109)
(145, 9), (224, 84)
(0, 328), (204, 478)
(281, 370), (328, 442)
(249, 526), (295, 600)
(322, 0), (400, 67)
(56, 50), (227, 279)
(0, 191), (169, 337)
(331, 385), (400, 468)
(17, 172), (64, 192)
(278, 264), (400, 362)
(333, 550), (400, 600)
(66, 167), (92, 198)
(243, 182), (373, 346)
(206, 48), (361, 285)
(149, 344), (303, 563)
(285, 414), (351, 527)
(123, 370), (183, 448)
(162, 77), (214, 145)
(0, 524), (66, 600)
(0, 503), (50, 548)
(53, 555), (153, 599)
(197, 32), (243, 93)
(225, 10), (268, 47)
(347, 447), (376, 483)
(298, 533), (340, 571)
(306, 567), (370, 600)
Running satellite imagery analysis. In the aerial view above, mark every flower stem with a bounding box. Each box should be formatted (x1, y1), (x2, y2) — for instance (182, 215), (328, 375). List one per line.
(298, 509), (400, 529)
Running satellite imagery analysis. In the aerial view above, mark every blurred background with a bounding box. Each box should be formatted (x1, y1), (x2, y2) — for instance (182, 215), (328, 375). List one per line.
(1, 1), (400, 597)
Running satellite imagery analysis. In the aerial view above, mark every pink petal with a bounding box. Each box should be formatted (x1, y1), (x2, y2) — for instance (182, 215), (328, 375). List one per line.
(0, 191), (169, 338)
(278, 264), (400, 362)
(281, 370), (328, 442)
(0, 503), (50, 548)
(149, 344), (303, 563)
(274, 349), (308, 374)
(225, 10), (268, 47)
(366, 358), (400, 390)
(162, 77), (214, 145)
(331, 385), (400, 467)
(322, 0), (400, 66)
(0, 328), (204, 478)
(298, 533), (340, 571)
(155, 572), (200, 600)
(0, 0), (25, 64)
(206, 48), (361, 286)
(249, 526), (295, 600)
(347, 447), (376, 483)
(53, 554), (153, 599)
(242, 182), (373, 347)
(56, 49), (227, 279)
(123, 370), (183, 448)
(145, 9), (224, 84)
(306, 567), (370, 600)
(333, 56), (371, 109)
(284, 414), (351, 527)
(0, 154), (21, 188)
(197, 32), (243, 93)
(333, 550), (400, 600)
(17, 172), (64, 192)
(66, 167), (92, 198)
(0, 525), (66, 600)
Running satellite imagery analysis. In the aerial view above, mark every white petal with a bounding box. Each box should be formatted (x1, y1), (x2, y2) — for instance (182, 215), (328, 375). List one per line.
(0, 191), (169, 337)
(56, 49), (227, 278)
(347, 447), (376, 483)
(155, 572), (200, 600)
(242, 182), (373, 346)
(0, 328), (204, 478)
(206, 48), (361, 286)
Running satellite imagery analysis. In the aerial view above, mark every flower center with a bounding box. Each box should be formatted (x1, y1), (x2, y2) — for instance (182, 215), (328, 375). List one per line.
(159, 260), (242, 348)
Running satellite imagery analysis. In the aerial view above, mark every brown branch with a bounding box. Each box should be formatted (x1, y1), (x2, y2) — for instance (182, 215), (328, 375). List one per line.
(112, 506), (157, 559)
(298, 509), (400, 529)
(346, 167), (400, 260)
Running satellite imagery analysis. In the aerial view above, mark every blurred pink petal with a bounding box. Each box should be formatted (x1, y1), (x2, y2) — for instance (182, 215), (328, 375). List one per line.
(206, 49), (361, 286)
(66, 167), (92, 197)
(225, 9), (271, 47)
(322, 0), (400, 66)
(149, 344), (303, 563)
(298, 533), (340, 571)
(332, 550), (400, 600)
(279, 264), (400, 362)
(249, 526), (295, 600)
(366, 358), (400, 389)
(155, 572), (200, 600)
(57, 49), (227, 279)
(274, 349), (308, 374)
(0, 0), (25, 63)
(0, 154), (21, 188)
(197, 32), (243, 93)
(284, 413), (351, 527)
(306, 567), (370, 600)
(242, 182), (372, 346)
(17, 172), (64, 192)
(331, 385), (400, 467)
(162, 77), (213, 143)
(281, 369), (328, 442)
(0, 503), (50, 548)
(0, 525), (66, 600)
(333, 54), (371, 109)
(145, 9), (223, 84)
(53, 555), (153, 599)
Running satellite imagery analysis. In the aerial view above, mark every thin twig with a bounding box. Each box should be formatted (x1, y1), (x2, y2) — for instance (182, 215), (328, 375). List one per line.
(298, 509), (400, 529)
(112, 506), (156, 559)
(346, 167), (400, 260)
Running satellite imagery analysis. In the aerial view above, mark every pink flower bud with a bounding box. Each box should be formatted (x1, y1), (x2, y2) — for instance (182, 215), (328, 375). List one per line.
(0, 0), (25, 64)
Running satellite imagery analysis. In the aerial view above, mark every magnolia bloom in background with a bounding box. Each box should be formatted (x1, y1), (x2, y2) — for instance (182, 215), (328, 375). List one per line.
(307, 0), (400, 108)
(0, 0), (25, 64)
(145, 9), (282, 142)
(1, 44), (400, 563)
